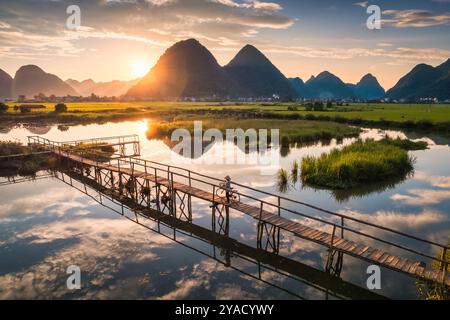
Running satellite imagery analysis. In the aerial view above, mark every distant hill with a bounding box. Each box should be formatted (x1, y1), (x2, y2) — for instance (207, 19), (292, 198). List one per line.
(224, 45), (297, 99)
(304, 71), (355, 99)
(386, 58), (450, 100)
(289, 77), (310, 98)
(12, 65), (78, 98)
(351, 74), (385, 100)
(126, 39), (237, 99)
(66, 78), (140, 97)
(0, 68), (12, 99)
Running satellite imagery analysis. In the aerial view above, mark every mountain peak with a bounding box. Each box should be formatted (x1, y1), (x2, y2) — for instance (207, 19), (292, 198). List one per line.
(15, 65), (46, 75)
(353, 74), (385, 99)
(358, 73), (380, 85)
(224, 44), (296, 98)
(361, 73), (375, 80)
(436, 57), (450, 74)
(13, 64), (78, 97)
(226, 44), (271, 67)
(316, 71), (340, 81)
(126, 39), (237, 99)
(0, 68), (13, 98)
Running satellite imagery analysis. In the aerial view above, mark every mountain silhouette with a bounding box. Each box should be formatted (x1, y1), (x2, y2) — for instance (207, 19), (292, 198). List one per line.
(126, 39), (237, 99)
(289, 77), (310, 97)
(351, 74), (385, 99)
(305, 71), (354, 99)
(67, 78), (140, 97)
(0, 69), (12, 99)
(386, 58), (450, 100)
(224, 45), (296, 99)
(12, 65), (78, 98)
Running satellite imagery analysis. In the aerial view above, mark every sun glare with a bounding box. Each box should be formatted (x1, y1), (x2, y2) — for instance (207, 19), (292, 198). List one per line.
(131, 60), (150, 78)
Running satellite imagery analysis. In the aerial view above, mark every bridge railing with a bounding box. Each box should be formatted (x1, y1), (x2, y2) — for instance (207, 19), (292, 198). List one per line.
(27, 136), (449, 274)
(28, 135), (140, 159)
(112, 155), (449, 272)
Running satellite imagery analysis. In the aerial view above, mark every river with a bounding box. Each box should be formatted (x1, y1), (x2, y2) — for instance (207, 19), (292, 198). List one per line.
(0, 119), (449, 299)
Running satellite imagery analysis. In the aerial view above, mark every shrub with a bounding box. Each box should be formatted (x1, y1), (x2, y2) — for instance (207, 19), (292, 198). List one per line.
(301, 139), (416, 189)
(277, 168), (289, 192)
(314, 102), (324, 111)
(54, 103), (68, 113)
(281, 136), (290, 148)
(0, 102), (8, 113)
(20, 106), (31, 113)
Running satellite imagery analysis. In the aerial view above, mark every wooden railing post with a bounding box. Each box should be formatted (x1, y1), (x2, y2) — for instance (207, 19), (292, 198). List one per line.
(442, 247), (448, 283)
(277, 197), (281, 217)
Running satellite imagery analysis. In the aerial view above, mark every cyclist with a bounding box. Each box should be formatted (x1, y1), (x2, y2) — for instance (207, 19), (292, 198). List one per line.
(224, 175), (232, 204)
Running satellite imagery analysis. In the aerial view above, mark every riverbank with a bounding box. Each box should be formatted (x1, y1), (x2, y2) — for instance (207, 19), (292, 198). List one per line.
(1, 102), (450, 134)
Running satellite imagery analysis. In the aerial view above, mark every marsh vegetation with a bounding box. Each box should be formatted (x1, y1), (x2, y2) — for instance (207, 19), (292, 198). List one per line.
(300, 137), (427, 189)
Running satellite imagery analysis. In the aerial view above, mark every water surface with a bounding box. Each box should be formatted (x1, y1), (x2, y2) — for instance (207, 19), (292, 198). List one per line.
(0, 120), (449, 299)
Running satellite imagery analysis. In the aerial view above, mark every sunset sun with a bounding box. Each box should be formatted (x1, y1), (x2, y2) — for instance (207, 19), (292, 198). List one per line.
(131, 60), (150, 78)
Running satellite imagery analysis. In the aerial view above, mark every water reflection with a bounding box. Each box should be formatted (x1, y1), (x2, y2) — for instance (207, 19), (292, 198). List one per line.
(308, 174), (412, 203)
(0, 171), (387, 300)
(0, 121), (450, 299)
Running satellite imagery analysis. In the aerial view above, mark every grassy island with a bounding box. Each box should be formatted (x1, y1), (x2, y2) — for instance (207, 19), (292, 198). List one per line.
(300, 137), (428, 189)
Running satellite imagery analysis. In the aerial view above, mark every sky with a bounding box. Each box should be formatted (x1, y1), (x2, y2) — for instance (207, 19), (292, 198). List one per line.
(1, 0), (450, 89)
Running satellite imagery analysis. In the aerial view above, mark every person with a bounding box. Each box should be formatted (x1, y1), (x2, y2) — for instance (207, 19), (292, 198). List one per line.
(224, 175), (232, 204)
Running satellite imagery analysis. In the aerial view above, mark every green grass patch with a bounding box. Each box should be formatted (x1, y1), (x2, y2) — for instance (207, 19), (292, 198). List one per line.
(0, 140), (58, 175)
(300, 138), (424, 189)
(3, 101), (450, 133)
(150, 117), (361, 145)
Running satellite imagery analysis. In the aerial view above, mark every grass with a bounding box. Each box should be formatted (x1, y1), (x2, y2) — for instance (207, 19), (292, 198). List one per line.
(277, 168), (289, 192)
(291, 160), (299, 183)
(417, 242), (450, 300)
(0, 140), (58, 175)
(63, 143), (116, 162)
(2, 101), (450, 133)
(5, 101), (450, 122)
(0, 140), (116, 176)
(300, 138), (427, 189)
(0, 140), (29, 156)
(149, 117), (361, 145)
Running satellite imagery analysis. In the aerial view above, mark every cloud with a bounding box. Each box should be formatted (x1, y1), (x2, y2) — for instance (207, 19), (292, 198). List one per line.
(354, 1), (369, 8)
(0, 217), (174, 299)
(383, 9), (450, 28)
(414, 171), (450, 188)
(250, 44), (450, 64)
(0, 0), (294, 59)
(391, 188), (450, 205)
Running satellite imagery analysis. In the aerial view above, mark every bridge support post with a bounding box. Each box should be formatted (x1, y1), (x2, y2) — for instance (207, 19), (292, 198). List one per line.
(257, 222), (280, 254)
(212, 203), (229, 236)
(326, 226), (343, 277)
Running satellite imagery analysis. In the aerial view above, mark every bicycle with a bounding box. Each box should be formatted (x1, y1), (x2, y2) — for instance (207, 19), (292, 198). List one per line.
(216, 183), (241, 205)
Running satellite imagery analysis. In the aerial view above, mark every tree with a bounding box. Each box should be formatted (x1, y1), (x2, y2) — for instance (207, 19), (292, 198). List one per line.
(54, 103), (68, 113)
(326, 101), (333, 109)
(313, 101), (324, 111)
(0, 102), (8, 113)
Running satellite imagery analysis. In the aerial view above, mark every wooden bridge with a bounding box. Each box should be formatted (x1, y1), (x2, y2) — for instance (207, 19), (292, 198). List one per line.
(27, 135), (450, 288)
(52, 169), (387, 300)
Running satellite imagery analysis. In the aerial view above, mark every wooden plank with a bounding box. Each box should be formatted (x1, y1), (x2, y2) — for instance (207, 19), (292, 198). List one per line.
(371, 250), (385, 261)
(51, 148), (450, 286)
